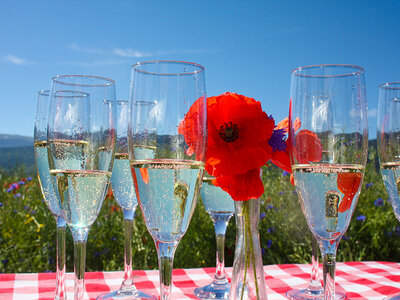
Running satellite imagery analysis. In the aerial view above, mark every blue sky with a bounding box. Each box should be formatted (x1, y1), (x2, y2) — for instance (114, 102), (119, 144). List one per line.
(1, 0), (399, 138)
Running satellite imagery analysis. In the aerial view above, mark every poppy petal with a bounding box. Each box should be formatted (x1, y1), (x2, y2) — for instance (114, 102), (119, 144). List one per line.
(294, 129), (323, 164)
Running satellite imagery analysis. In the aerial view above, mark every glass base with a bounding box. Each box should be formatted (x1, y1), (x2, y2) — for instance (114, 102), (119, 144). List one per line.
(286, 288), (346, 300)
(194, 281), (230, 299)
(96, 288), (157, 300)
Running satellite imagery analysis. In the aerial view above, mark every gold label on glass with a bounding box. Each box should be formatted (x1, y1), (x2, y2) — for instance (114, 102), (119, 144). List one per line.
(325, 191), (340, 232)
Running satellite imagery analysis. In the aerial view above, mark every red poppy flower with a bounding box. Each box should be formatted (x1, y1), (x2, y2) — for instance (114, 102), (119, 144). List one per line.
(178, 96), (206, 161)
(206, 93), (275, 177)
(213, 168), (264, 201)
(337, 172), (362, 213)
(294, 129), (323, 164)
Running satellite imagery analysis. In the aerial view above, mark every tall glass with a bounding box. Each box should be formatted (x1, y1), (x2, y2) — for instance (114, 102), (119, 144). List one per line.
(128, 60), (207, 300)
(289, 65), (368, 299)
(286, 235), (346, 299)
(34, 90), (67, 300)
(194, 176), (234, 299)
(97, 100), (155, 300)
(48, 76), (116, 300)
(377, 81), (400, 300)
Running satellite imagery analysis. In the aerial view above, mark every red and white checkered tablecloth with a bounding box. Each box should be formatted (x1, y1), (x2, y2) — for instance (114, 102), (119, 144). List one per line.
(1, 261), (400, 299)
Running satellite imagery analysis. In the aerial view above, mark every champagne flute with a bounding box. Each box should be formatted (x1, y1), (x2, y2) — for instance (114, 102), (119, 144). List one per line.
(48, 76), (116, 300)
(34, 89), (67, 300)
(289, 64), (368, 300)
(128, 60), (207, 300)
(377, 81), (400, 300)
(286, 235), (346, 299)
(97, 100), (155, 300)
(194, 175), (234, 299)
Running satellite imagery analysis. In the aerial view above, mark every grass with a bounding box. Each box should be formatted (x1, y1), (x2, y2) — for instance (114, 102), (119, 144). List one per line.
(1, 144), (400, 273)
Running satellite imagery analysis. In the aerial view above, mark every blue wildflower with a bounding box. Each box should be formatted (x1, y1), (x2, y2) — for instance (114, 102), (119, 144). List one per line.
(356, 215), (366, 221)
(0, 202), (3, 207)
(279, 191), (284, 195)
(2, 259), (8, 264)
(18, 181), (25, 185)
(366, 183), (374, 189)
(266, 240), (272, 248)
(111, 236), (117, 241)
(14, 193), (21, 198)
(31, 210), (36, 214)
(6, 187), (13, 193)
(259, 213), (266, 220)
(27, 177), (33, 181)
(267, 227), (275, 234)
(11, 183), (19, 189)
(282, 170), (290, 177)
(24, 206), (29, 210)
(374, 198), (384, 207)
(94, 251), (100, 257)
(269, 128), (287, 152)
(13, 209), (18, 213)
(266, 204), (275, 210)
(342, 235), (350, 240)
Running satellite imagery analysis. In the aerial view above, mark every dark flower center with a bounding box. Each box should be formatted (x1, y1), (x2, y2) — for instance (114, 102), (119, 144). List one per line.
(218, 121), (240, 143)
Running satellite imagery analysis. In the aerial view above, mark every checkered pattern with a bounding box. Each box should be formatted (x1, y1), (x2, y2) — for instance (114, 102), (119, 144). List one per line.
(1, 261), (400, 299)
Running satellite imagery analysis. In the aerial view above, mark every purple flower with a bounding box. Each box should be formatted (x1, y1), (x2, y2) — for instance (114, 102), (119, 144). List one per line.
(18, 181), (25, 185)
(94, 252), (100, 257)
(0, 202), (3, 207)
(279, 191), (284, 195)
(266, 204), (275, 210)
(366, 183), (374, 189)
(269, 128), (287, 152)
(11, 183), (19, 189)
(259, 213), (266, 220)
(111, 236), (117, 241)
(356, 215), (366, 221)
(31, 210), (36, 214)
(2, 259), (8, 264)
(14, 193), (21, 198)
(282, 170), (290, 177)
(266, 240), (272, 248)
(374, 198), (384, 207)
(27, 177), (33, 181)
(6, 187), (13, 193)
(267, 227), (275, 234)
(342, 235), (350, 240)
(24, 206), (29, 210)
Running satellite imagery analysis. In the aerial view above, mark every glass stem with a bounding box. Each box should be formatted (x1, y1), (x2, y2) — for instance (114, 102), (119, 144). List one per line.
(72, 228), (89, 300)
(320, 240), (337, 300)
(55, 216), (66, 300)
(308, 234), (322, 291)
(121, 209), (136, 290)
(213, 215), (232, 284)
(156, 241), (178, 300)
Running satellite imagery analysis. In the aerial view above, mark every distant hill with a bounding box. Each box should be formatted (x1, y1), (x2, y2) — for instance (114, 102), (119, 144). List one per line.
(0, 134), (33, 148)
(0, 134), (34, 174)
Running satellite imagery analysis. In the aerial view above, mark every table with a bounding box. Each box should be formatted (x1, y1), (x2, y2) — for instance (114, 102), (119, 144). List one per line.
(1, 261), (400, 299)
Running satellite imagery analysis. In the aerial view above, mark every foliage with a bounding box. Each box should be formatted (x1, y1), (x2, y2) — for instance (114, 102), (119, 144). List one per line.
(1, 144), (400, 273)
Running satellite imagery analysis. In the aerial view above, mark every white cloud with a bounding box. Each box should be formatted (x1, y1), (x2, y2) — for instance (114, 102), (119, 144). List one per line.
(66, 58), (127, 67)
(3, 54), (32, 65)
(113, 48), (153, 58)
(67, 44), (105, 54)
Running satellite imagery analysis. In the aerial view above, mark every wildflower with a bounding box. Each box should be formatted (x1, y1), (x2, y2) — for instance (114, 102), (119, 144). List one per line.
(282, 171), (290, 177)
(374, 198), (384, 207)
(24, 206), (29, 210)
(14, 193), (21, 198)
(6, 187), (13, 193)
(269, 128), (287, 152)
(356, 215), (366, 221)
(337, 172), (362, 213)
(31, 210), (36, 214)
(266, 239), (272, 248)
(267, 227), (275, 234)
(266, 204), (275, 210)
(259, 213), (266, 220)
(27, 177), (32, 181)
(366, 182), (374, 189)
(0, 202), (3, 207)
(342, 235), (350, 240)
(11, 183), (19, 190)
(2, 259), (9, 265)
(111, 236), (117, 241)
(18, 181), (25, 185)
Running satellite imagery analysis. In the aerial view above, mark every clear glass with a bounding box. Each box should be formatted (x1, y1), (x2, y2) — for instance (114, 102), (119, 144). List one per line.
(194, 176), (234, 299)
(286, 235), (346, 300)
(228, 198), (267, 300)
(377, 81), (400, 300)
(97, 100), (155, 300)
(34, 90), (67, 300)
(289, 65), (368, 300)
(128, 60), (207, 300)
(48, 76), (116, 300)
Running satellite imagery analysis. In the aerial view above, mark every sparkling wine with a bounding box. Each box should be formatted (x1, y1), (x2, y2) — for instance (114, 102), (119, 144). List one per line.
(34, 141), (62, 216)
(201, 177), (234, 223)
(131, 159), (204, 242)
(293, 164), (364, 240)
(48, 139), (89, 170)
(50, 169), (111, 229)
(110, 153), (137, 210)
(380, 162), (400, 221)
